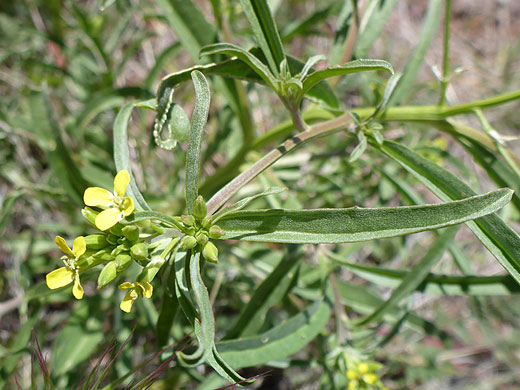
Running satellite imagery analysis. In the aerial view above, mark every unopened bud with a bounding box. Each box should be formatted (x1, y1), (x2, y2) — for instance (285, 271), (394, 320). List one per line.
(180, 235), (197, 250)
(115, 253), (132, 272)
(122, 225), (139, 242)
(97, 261), (117, 290)
(81, 207), (98, 226)
(208, 225), (225, 239)
(193, 196), (207, 221)
(202, 241), (218, 264)
(85, 234), (108, 249)
(136, 219), (151, 229)
(106, 234), (119, 246)
(195, 231), (208, 246)
(202, 217), (212, 229)
(181, 215), (195, 227)
(130, 243), (148, 261)
(109, 224), (123, 236)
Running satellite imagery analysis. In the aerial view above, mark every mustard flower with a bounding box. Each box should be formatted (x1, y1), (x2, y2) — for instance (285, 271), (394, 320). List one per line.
(118, 281), (153, 313)
(83, 170), (135, 231)
(46, 236), (86, 299)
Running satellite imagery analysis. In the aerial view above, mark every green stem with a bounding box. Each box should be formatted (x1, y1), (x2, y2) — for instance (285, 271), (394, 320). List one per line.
(439, 0), (451, 106)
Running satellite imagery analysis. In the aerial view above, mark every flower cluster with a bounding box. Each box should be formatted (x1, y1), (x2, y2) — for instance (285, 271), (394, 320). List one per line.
(344, 360), (387, 390)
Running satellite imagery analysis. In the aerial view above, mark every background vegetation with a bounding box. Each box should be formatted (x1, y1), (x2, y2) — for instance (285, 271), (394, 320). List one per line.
(1, 0), (520, 389)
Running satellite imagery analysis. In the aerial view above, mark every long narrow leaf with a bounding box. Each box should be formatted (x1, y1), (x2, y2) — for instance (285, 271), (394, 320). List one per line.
(217, 189), (512, 243)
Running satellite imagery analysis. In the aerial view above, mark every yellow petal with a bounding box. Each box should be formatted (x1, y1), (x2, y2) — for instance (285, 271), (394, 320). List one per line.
(46, 267), (74, 289)
(72, 236), (86, 258)
(141, 281), (153, 298)
(118, 282), (134, 290)
(122, 196), (134, 217)
(55, 236), (74, 257)
(72, 276), (84, 299)
(95, 208), (122, 231)
(84, 187), (114, 207)
(120, 291), (135, 313)
(114, 170), (130, 197)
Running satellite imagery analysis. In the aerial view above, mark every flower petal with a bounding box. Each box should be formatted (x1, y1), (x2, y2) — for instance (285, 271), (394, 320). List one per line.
(72, 276), (84, 299)
(122, 196), (134, 217)
(139, 282), (153, 298)
(120, 291), (135, 313)
(95, 208), (122, 231)
(46, 267), (74, 289)
(114, 170), (130, 197)
(72, 236), (86, 258)
(55, 236), (74, 257)
(118, 282), (134, 290)
(84, 187), (114, 207)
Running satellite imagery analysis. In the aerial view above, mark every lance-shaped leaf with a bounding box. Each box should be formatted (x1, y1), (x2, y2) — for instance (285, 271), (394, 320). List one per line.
(216, 296), (332, 368)
(200, 43), (278, 90)
(301, 59), (393, 98)
(217, 189), (512, 243)
(186, 71), (210, 214)
(239, 0), (285, 76)
(377, 139), (520, 285)
(113, 101), (151, 210)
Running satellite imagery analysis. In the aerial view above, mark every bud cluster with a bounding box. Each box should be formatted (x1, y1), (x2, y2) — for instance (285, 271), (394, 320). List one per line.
(179, 196), (224, 264)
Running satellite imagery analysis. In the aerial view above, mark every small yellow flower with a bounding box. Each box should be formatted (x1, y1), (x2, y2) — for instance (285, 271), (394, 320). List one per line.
(362, 373), (378, 385)
(83, 170), (135, 231)
(346, 369), (358, 380)
(358, 362), (369, 374)
(118, 281), (153, 313)
(46, 236), (86, 299)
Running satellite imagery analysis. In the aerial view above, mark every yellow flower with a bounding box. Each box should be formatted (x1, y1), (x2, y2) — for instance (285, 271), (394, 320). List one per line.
(46, 236), (86, 299)
(118, 281), (153, 313)
(83, 170), (135, 231)
(362, 373), (378, 385)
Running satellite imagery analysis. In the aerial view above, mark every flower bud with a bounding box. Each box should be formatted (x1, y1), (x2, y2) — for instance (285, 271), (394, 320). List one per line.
(180, 235), (197, 250)
(195, 231), (208, 246)
(81, 207), (98, 226)
(115, 253), (132, 272)
(193, 195), (207, 221)
(208, 225), (225, 239)
(130, 243), (148, 262)
(136, 219), (151, 229)
(85, 234), (108, 249)
(122, 225), (139, 242)
(181, 215), (195, 227)
(202, 217), (212, 229)
(202, 241), (218, 264)
(109, 224), (123, 237)
(97, 261), (117, 290)
(106, 234), (119, 246)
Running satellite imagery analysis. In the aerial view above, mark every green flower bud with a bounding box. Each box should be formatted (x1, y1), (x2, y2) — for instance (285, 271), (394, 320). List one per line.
(193, 196), (207, 221)
(109, 223), (123, 237)
(81, 207), (98, 226)
(130, 242), (148, 262)
(208, 225), (225, 239)
(181, 215), (195, 227)
(106, 234), (119, 246)
(202, 241), (218, 264)
(115, 253), (132, 272)
(85, 234), (108, 249)
(195, 231), (208, 246)
(202, 217), (212, 229)
(136, 219), (151, 229)
(180, 235), (197, 250)
(97, 261), (117, 290)
(122, 225), (140, 242)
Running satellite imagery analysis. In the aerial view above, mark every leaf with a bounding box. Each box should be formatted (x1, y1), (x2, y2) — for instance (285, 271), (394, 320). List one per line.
(349, 131), (367, 163)
(200, 43), (278, 90)
(216, 296), (332, 368)
(224, 245), (302, 339)
(357, 226), (458, 325)
(377, 139), (520, 285)
(239, 0), (285, 76)
(301, 59), (393, 98)
(185, 71), (210, 214)
(113, 101), (151, 210)
(329, 254), (520, 295)
(211, 187), (286, 222)
(369, 72), (402, 119)
(386, 0), (443, 107)
(217, 189), (512, 243)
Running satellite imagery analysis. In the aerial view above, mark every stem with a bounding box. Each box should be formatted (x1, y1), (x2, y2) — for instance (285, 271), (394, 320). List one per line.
(439, 0), (451, 106)
(206, 113), (352, 214)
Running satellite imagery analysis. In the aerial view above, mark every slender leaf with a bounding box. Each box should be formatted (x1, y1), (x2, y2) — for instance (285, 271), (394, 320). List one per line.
(113, 101), (151, 210)
(239, 0), (285, 76)
(217, 189), (512, 243)
(185, 71), (210, 214)
(216, 296), (332, 368)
